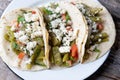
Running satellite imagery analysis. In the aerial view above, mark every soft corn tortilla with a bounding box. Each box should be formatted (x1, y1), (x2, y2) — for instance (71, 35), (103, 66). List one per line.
(58, 1), (88, 64)
(69, 0), (116, 63)
(0, 8), (50, 71)
(40, 1), (88, 67)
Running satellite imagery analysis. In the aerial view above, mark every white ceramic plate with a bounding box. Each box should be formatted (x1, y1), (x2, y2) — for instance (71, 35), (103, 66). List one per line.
(1, 0), (109, 80)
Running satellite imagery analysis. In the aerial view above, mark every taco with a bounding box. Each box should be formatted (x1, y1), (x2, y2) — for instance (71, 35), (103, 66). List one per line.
(69, 0), (116, 63)
(0, 8), (50, 70)
(40, 2), (88, 67)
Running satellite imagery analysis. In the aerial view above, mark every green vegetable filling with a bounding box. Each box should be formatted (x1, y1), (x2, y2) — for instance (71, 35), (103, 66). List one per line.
(17, 15), (25, 23)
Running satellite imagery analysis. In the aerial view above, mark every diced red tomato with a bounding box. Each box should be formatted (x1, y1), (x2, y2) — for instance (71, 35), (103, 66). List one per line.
(16, 22), (19, 28)
(61, 14), (66, 20)
(97, 23), (104, 31)
(12, 20), (19, 28)
(15, 29), (19, 32)
(66, 26), (73, 31)
(70, 2), (75, 5)
(16, 40), (25, 45)
(18, 52), (25, 59)
(16, 40), (21, 44)
(32, 11), (36, 14)
(70, 44), (78, 60)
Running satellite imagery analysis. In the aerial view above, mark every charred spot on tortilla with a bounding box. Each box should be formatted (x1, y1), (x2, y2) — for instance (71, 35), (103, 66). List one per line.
(82, 42), (83, 44)
(8, 49), (10, 51)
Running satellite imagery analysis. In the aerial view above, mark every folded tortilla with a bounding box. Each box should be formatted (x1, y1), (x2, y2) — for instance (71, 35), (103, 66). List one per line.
(0, 8), (50, 71)
(69, 0), (116, 63)
(40, 1), (88, 67)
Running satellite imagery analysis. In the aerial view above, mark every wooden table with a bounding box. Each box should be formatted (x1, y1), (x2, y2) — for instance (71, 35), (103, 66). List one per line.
(0, 0), (120, 80)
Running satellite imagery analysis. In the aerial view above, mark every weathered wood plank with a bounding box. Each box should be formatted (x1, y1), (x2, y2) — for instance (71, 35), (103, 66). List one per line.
(99, 0), (120, 19)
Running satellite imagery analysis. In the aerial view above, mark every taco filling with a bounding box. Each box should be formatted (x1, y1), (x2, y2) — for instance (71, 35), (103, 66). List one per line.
(4, 9), (47, 69)
(72, 3), (109, 61)
(41, 3), (79, 67)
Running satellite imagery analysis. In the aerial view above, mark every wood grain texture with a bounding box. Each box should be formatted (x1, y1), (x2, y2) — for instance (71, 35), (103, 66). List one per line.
(99, 0), (120, 19)
(0, 0), (120, 80)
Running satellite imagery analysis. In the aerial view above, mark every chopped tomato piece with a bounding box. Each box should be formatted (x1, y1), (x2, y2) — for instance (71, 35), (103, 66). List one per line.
(61, 14), (66, 20)
(12, 20), (19, 28)
(97, 23), (104, 31)
(70, 2), (75, 5)
(15, 29), (19, 32)
(70, 44), (78, 60)
(16, 40), (21, 44)
(16, 22), (19, 28)
(18, 52), (25, 59)
(66, 26), (73, 31)
(32, 11), (36, 14)
(16, 40), (25, 45)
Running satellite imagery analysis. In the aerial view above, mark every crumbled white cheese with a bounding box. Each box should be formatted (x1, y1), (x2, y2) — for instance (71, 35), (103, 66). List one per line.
(25, 59), (31, 64)
(49, 14), (57, 20)
(51, 19), (62, 28)
(59, 23), (66, 29)
(26, 23), (30, 27)
(26, 41), (37, 55)
(52, 29), (63, 40)
(64, 41), (71, 46)
(59, 23), (67, 33)
(99, 34), (102, 37)
(19, 22), (23, 27)
(24, 13), (39, 22)
(61, 30), (75, 46)
(24, 13), (32, 22)
(68, 31), (75, 41)
(11, 25), (16, 31)
(31, 31), (43, 39)
(62, 20), (66, 23)
(86, 16), (92, 24)
(89, 44), (98, 51)
(76, 4), (86, 14)
(29, 50), (34, 56)
(92, 29), (98, 33)
(14, 31), (25, 39)
(90, 35), (94, 38)
(47, 7), (54, 13)
(22, 47), (27, 53)
(98, 38), (102, 42)
(31, 21), (39, 27)
(60, 9), (66, 14)
(31, 22), (40, 32)
(25, 26), (32, 33)
(92, 22), (97, 29)
(18, 35), (29, 43)
(37, 26), (42, 31)
(31, 14), (39, 21)
(59, 46), (71, 53)
(55, 7), (61, 13)
(62, 37), (70, 46)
